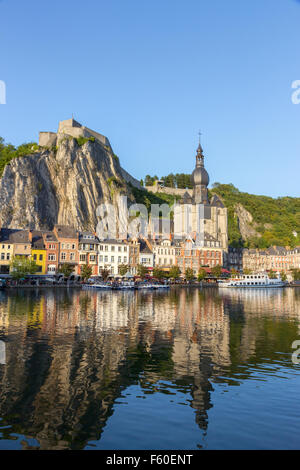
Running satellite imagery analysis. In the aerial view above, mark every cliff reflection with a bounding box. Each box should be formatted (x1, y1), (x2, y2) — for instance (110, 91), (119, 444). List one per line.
(0, 287), (299, 449)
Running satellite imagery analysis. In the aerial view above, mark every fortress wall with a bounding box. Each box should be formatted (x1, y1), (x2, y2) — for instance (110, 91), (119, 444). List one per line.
(84, 127), (111, 148)
(121, 167), (144, 189)
(56, 127), (90, 142)
(39, 132), (57, 147)
(145, 185), (193, 197)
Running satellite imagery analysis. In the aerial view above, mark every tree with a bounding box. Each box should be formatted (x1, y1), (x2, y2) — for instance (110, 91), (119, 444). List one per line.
(81, 264), (93, 281)
(137, 264), (148, 278)
(211, 265), (223, 278)
(58, 263), (74, 278)
(243, 268), (252, 275)
(100, 268), (110, 281)
(10, 256), (39, 280)
(197, 268), (207, 282)
(280, 271), (287, 282)
(268, 269), (277, 279)
(185, 268), (194, 282)
(290, 268), (300, 281)
(169, 266), (181, 280)
(230, 268), (238, 278)
(153, 268), (165, 280)
(119, 264), (129, 276)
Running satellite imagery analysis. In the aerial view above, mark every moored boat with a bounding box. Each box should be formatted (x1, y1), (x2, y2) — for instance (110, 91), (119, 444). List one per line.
(218, 272), (286, 288)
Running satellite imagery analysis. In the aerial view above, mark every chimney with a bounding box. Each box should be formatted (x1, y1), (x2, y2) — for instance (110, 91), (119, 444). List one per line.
(28, 230), (33, 242)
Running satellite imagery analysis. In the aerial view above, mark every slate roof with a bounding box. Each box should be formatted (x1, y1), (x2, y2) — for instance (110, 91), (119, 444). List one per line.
(0, 228), (30, 244)
(55, 225), (78, 239)
(31, 230), (45, 250)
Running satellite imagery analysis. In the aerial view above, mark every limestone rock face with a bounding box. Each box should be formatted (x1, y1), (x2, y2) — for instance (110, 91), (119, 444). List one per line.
(234, 203), (261, 240)
(0, 138), (135, 231)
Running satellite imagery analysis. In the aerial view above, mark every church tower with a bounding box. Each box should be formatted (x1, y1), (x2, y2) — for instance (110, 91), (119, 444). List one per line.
(191, 143), (209, 204)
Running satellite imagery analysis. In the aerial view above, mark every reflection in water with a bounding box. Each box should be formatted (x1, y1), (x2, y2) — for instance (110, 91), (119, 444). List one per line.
(0, 287), (299, 450)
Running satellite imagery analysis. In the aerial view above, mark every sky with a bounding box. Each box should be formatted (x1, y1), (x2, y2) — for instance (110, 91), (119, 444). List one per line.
(0, 0), (300, 198)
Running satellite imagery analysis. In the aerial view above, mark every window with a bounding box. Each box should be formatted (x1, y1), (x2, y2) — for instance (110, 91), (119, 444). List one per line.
(105, 246), (108, 251)
(124, 257), (127, 263)
(118, 247), (122, 252)
(33, 254), (37, 261)
(99, 255), (103, 262)
(39, 254), (43, 261)
(70, 252), (75, 261)
(61, 253), (66, 261)
(90, 255), (95, 261)
(111, 256), (114, 262)
(80, 254), (86, 262)
(99, 245), (103, 251)
(6, 253), (10, 260)
(48, 254), (56, 261)
(104, 256), (108, 262)
(1, 253), (4, 260)
(111, 246), (115, 252)
(118, 256), (121, 263)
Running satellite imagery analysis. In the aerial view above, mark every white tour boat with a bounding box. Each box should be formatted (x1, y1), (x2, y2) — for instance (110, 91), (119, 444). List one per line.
(218, 272), (286, 288)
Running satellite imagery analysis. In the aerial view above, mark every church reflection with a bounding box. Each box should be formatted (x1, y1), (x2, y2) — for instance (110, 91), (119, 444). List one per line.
(0, 287), (299, 449)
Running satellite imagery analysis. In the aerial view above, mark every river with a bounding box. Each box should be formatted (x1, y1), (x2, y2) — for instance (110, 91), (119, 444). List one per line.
(0, 287), (299, 450)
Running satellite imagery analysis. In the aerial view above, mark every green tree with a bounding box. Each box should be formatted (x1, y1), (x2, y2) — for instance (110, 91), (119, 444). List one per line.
(100, 268), (110, 281)
(211, 265), (223, 278)
(169, 266), (181, 280)
(268, 269), (277, 279)
(185, 268), (194, 282)
(58, 263), (74, 278)
(243, 268), (252, 275)
(153, 268), (165, 280)
(10, 256), (39, 280)
(119, 264), (129, 276)
(81, 264), (93, 281)
(137, 264), (148, 278)
(197, 268), (207, 282)
(280, 271), (287, 282)
(290, 268), (300, 281)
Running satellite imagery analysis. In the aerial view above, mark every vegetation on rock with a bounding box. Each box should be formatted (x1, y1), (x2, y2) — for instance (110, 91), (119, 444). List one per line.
(0, 137), (39, 176)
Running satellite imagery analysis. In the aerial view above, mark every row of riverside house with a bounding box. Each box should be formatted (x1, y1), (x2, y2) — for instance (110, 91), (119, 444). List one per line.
(0, 225), (229, 278)
(242, 246), (300, 273)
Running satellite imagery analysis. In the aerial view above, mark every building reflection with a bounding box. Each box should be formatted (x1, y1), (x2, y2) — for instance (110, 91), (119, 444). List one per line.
(0, 287), (299, 449)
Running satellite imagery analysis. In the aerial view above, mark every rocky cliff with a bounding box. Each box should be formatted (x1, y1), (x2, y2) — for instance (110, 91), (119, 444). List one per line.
(0, 137), (136, 231)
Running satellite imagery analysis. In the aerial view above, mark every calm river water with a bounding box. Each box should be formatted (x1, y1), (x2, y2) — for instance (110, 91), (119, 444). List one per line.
(0, 287), (299, 450)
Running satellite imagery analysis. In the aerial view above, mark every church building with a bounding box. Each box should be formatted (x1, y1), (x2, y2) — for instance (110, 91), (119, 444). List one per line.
(174, 142), (228, 273)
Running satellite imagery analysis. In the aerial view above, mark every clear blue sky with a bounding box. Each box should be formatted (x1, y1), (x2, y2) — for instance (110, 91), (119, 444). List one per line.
(1, 0), (300, 197)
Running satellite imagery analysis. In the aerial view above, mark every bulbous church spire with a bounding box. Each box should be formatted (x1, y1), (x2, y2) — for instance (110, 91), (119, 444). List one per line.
(191, 137), (209, 204)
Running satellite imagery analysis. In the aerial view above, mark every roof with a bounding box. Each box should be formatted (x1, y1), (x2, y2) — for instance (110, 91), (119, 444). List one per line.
(0, 228), (30, 244)
(99, 239), (128, 245)
(43, 231), (58, 242)
(31, 230), (45, 250)
(54, 225), (78, 239)
(139, 240), (153, 254)
(210, 194), (225, 208)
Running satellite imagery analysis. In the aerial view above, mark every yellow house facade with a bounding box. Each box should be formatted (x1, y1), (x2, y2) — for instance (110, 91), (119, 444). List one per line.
(31, 231), (47, 275)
